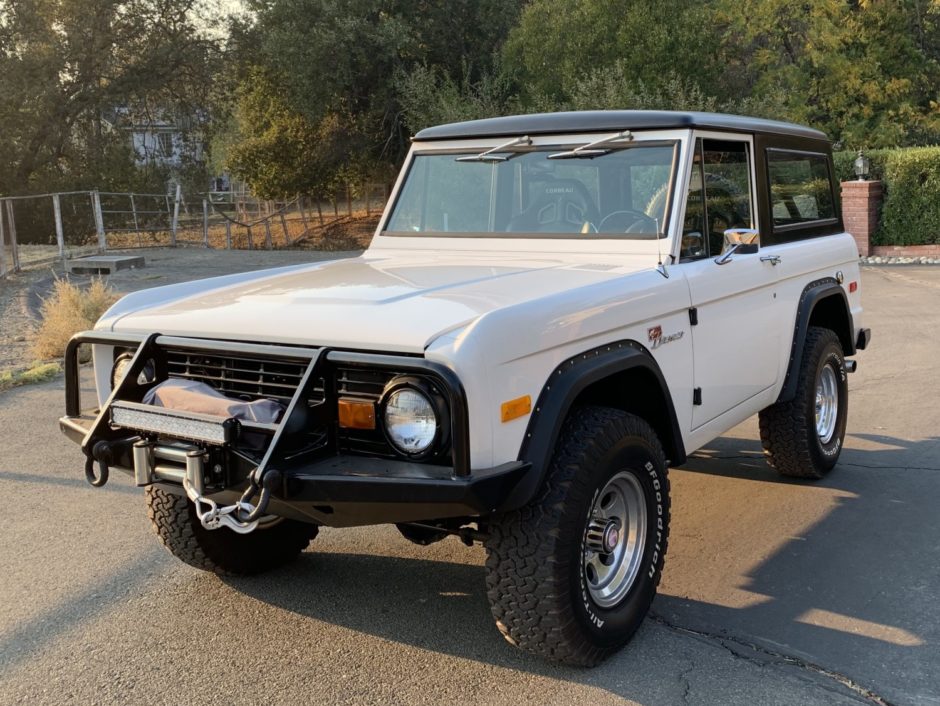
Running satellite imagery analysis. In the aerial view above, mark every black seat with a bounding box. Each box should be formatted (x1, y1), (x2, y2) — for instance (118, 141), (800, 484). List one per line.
(508, 178), (599, 233)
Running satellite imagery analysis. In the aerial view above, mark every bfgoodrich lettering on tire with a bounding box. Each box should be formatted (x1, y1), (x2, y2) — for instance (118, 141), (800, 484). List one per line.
(759, 326), (848, 479)
(483, 406), (670, 666)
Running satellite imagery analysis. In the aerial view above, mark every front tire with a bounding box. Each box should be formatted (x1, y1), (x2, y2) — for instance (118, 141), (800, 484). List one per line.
(146, 484), (318, 575)
(759, 326), (848, 479)
(484, 406), (670, 666)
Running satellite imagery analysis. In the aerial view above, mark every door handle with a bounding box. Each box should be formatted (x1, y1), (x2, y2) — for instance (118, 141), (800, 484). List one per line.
(760, 255), (781, 266)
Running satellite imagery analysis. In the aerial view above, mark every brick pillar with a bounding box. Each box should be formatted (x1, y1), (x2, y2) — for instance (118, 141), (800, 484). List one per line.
(841, 180), (882, 257)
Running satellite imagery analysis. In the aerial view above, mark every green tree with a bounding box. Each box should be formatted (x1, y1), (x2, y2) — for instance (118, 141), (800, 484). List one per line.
(223, 0), (523, 197)
(0, 0), (221, 196)
(394, 62), (522, 132)
(502, 0), (722, 104)
(715, 0), (940, 146)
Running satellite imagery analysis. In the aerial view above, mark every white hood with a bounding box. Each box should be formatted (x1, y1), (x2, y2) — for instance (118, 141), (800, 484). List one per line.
(101, 251), (653, 353)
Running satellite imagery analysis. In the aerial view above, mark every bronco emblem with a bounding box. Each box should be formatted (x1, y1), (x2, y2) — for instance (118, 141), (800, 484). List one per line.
(648, 325), (684, 349)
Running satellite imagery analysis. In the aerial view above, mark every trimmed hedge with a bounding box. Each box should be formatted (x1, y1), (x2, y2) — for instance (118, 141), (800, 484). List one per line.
(833, 149), (891, 183)
(834, 147), (940, 245)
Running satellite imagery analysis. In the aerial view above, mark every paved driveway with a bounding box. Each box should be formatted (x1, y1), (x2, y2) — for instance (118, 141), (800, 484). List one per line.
(0, 264), (937, 705)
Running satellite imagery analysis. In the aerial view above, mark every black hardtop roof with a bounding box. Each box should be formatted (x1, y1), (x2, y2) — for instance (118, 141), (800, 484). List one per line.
(414, 110), (829, 142)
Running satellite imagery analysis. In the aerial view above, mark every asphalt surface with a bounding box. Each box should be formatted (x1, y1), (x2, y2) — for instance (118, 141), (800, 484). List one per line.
(1, 264), (938, 705)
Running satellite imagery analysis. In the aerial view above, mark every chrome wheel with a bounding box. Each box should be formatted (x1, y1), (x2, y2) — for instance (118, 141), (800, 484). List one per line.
(815, 364), (839, 444)
(583, 471), (647, 609)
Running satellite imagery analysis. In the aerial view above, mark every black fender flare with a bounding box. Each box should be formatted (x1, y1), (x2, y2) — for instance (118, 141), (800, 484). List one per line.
(500, 340), (686, 512)
(778, 277), (855, 403)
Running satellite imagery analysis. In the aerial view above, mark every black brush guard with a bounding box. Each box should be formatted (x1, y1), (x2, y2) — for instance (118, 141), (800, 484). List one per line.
(60, 331), (529, 527)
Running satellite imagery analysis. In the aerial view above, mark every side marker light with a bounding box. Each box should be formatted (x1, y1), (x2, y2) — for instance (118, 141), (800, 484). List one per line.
(501, 395), (532, 423)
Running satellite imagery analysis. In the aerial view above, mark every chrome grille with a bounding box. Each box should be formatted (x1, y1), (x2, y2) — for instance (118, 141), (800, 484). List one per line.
(165, 350), (310, 405)
(337, 368), (389, 398)
(164, 348), (400, 458)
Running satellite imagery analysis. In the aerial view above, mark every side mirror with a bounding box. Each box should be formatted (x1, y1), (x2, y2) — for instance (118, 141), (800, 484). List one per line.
(715, 228), (760, 264)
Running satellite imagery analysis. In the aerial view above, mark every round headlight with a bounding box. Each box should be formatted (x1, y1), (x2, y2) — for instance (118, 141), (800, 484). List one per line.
(111, 355), (133, 388)
(383, 387), (439, 456)
(111, 353), (154, 389)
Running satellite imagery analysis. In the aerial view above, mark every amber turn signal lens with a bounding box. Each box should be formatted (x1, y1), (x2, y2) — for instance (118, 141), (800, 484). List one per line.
(500, 395), (532, 423)
(338, 398), (376, 430)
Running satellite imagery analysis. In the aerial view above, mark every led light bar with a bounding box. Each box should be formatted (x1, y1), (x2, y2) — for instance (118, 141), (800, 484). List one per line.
(111, 401), (235, 445)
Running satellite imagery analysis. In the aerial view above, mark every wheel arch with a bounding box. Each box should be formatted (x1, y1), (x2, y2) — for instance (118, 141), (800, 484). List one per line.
(779, 278), (855, 403)
(501, 341), (686, 512)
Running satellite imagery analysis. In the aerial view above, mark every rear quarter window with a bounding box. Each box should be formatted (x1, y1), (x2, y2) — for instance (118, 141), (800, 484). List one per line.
(767, 149), (836, 230)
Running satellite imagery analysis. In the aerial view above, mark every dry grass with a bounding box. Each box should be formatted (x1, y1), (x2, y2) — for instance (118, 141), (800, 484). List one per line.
(32, 278), (119, 360)
(0, 361), (62, 393)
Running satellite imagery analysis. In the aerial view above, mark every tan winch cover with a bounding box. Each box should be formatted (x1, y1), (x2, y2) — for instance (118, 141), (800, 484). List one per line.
(142, 378), (284, 423)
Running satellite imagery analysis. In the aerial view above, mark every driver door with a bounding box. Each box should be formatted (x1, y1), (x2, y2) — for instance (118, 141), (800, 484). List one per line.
(680, 135), (781, 429)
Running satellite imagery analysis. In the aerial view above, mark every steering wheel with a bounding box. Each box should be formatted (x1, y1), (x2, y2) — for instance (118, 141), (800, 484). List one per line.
(598, 209), (658, 235)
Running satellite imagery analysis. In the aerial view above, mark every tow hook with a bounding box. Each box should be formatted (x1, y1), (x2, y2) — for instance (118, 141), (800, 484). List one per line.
(84, 440), (112, 487)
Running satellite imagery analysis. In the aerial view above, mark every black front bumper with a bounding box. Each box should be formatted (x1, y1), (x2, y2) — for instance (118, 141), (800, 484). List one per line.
(60, 331), (530, 527)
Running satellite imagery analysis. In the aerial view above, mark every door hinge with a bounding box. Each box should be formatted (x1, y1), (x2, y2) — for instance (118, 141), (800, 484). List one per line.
(688, 307), (698, 326)
(693, 388), (702, 406)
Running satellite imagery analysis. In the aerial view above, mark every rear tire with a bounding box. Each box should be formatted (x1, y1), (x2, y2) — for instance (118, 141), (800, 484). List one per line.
(484, 406), (670, 666)
(759, 326), (848, 479)
(146, 484), (318, 575)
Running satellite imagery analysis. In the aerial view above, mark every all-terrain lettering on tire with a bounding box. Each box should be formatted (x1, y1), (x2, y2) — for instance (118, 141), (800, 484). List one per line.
(484, 406), (670, 666)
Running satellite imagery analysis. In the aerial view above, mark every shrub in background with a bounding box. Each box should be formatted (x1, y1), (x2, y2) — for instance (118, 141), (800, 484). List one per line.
(833, 149), (892, 183)
(878, 147), (940, 245)
(33, 279), (118, 360)
(834, 147), (940, 245)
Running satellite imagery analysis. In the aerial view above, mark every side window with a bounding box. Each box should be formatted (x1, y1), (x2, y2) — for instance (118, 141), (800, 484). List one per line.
(681, 140), (707, 259)
(680, 138), (753, 260)
(767, 150), (835, 229)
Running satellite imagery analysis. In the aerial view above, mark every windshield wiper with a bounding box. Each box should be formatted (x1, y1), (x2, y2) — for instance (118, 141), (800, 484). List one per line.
(548, 130), (634, 160)
(455, 135), (532, 163)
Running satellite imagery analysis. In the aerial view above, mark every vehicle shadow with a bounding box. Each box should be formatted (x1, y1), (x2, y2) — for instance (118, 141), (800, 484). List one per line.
(664, 432), (940, 703)
(220, 549), (716, 703)
(218, 433), (940, 704)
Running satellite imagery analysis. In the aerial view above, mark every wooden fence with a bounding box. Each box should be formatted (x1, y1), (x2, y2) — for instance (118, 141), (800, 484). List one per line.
(0, 183), (389, 279)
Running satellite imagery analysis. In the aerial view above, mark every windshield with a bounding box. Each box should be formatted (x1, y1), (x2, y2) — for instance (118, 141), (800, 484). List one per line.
(384, 142), (678, 239)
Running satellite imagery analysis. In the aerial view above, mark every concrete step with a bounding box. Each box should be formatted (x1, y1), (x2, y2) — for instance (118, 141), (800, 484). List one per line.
(67, 254), (145, 275)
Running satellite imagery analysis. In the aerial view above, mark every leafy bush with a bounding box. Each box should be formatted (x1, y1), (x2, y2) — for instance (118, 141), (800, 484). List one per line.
(835, 147), (940, 245)
(877, 147), (940, 245)
(833, 149), (893, 183)
(33, 279), (118, 359)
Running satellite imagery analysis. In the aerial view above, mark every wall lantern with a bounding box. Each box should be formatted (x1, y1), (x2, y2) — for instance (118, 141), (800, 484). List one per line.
(854, 150), (871, 181)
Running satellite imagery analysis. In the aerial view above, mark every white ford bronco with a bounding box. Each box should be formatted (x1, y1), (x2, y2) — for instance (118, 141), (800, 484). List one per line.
(61, 111), (870, 665)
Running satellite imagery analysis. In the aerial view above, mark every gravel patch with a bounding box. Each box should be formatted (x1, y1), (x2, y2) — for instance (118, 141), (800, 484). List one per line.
(0, 247), (361, 373)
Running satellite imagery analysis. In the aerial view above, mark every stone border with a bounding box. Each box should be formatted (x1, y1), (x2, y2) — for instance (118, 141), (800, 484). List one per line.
(863, 244), (940, 264)
(870, 244), (940, 258)
(861, 255), (940, 265)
